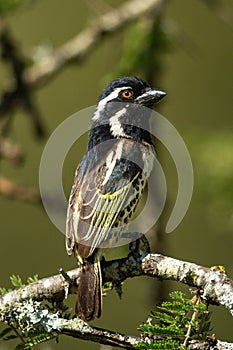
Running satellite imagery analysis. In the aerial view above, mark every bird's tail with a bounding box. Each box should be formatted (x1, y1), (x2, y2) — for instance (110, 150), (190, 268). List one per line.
(76, 252), (102, 321)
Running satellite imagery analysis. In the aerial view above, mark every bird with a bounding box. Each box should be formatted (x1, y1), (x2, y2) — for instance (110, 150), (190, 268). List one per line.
(66, 77), (166, 321)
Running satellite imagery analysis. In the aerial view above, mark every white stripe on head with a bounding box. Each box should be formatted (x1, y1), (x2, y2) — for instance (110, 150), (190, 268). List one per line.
(92, 86), (131, 121)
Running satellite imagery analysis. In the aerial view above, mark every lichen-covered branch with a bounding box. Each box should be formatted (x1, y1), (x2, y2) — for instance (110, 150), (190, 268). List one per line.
(1, 299), (232, 349)
(141, 254), (233, 316)
(1, 252), (233, 316)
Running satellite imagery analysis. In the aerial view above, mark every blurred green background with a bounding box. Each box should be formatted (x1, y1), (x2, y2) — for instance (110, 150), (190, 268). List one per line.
(0, 0), (233, 349)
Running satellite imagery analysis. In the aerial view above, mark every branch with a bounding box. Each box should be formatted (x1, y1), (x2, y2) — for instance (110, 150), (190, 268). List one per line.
(141, 254), (233, 315)
(1, 299), (232, 349)
(57, 318), (233, 349)
(58, 318), (140, 349)
(1, 252), (233, 315)
(1, 252), (233, 348)
(0, 18), (45, 137)
(23, 0), (166, 87)
(0, 176), (41, 204)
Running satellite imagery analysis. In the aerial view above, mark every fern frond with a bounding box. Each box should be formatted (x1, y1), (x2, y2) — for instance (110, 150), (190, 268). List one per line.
(24, 333), (54, 348)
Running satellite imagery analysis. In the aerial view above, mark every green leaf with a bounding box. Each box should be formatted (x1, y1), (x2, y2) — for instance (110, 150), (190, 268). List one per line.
(10, 275), (24, 288)
(169, 291), (188, 301)
(135, 339), (181, 349)
(0, 287), (11, 296)
(138, 290), (212, 345)
(24, 333), (53, 348)
(158, 302), (188, 315)
(138, 323), (184, 337)
(26, 274), (39, 284)
(194, 303), (207, 312)
(152, 311), (175, 324)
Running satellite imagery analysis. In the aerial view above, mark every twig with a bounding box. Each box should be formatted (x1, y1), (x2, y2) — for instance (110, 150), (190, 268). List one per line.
(0, 176), (41, 204)
(0, 138), (24, 164)
(23, 0), (166, 87)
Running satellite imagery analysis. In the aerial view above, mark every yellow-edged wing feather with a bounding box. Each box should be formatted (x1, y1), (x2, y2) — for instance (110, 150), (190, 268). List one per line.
(66, 139), (151, 257)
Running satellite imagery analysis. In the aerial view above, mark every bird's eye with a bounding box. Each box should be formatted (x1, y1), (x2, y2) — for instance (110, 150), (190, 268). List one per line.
(122, 90), (133, 99)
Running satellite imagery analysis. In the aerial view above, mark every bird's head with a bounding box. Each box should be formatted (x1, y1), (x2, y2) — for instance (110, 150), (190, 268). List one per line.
(91, 77), (166, 142)
(98, 76), (166, 108)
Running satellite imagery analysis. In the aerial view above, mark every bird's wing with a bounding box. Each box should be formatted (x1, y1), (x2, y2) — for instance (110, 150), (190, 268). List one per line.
(66, 139), (144, 258)
(66, 164), (81, 255)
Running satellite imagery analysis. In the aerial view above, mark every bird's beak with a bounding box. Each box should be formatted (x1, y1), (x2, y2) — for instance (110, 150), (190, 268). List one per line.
(135, 88), (166, 106)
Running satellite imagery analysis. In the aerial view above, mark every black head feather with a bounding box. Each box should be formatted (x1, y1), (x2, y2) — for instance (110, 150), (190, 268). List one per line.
(99, 77), (149, 101)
